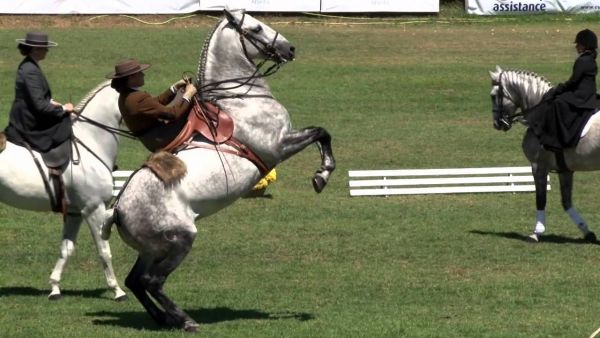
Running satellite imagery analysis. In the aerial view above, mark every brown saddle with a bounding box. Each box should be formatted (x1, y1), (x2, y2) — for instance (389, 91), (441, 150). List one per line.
(163, 99), (234, 152)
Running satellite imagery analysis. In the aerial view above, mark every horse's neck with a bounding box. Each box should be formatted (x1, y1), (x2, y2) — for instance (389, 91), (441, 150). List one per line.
(506, 72), (551, 110)
(72, 86), (121, 168)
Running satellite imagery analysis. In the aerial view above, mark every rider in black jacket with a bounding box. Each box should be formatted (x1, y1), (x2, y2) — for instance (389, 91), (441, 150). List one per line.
(529, 29), (598, 151)
(4, 32), (74, 153)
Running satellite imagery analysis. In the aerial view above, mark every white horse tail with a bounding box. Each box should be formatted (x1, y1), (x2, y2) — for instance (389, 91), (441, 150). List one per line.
(101, 207), (116, 240)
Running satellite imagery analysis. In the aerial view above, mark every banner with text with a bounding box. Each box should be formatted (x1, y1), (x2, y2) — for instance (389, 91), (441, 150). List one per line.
(0, 0), (439, 14)
(321, 0), (439, 13)
(199, 0), (320, 12)
(467, 0), (600, 15)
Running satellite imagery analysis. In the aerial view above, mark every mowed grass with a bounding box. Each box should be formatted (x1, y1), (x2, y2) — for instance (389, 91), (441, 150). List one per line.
(1, 12), (600, 337)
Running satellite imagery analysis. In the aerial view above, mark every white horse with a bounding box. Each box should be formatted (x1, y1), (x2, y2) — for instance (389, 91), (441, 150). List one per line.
(0, 80), (127, 300)
(489, 65), (599, 243)
(105, 9), (335, 331)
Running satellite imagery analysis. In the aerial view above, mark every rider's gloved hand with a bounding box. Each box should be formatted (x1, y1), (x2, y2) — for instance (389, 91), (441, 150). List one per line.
(171, 79), (188, 93)
(62, 102), (74, 113)
(182, 83), (197, 102)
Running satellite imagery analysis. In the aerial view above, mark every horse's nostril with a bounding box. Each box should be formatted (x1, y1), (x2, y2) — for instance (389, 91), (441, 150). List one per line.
(290, 46), (296, 53)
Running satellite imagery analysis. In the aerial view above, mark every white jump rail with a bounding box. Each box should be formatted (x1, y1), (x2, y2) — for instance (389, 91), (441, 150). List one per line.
(348, 166), (550, 196)
(112, 170), (134, 197)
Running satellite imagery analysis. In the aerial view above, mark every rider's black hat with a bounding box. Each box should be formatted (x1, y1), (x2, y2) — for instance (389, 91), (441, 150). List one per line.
(575, 29), (598, 50)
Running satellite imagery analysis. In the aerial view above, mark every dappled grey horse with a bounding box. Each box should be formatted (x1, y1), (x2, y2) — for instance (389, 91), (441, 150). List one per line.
(489, 65), (599, 242)
(104, 9), (335, 331)
(0, 81), (127, 300)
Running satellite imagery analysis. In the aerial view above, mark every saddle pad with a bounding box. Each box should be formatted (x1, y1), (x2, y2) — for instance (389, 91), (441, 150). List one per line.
(581, 110), (600, 138)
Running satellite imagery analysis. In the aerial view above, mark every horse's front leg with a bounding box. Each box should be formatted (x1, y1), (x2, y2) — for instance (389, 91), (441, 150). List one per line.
(48, 213), (82, 300)
(84, 204), (127, 301)
(558, 171), (598, 243)
(530, 164), (549, 242)
(281, 127), (336, 193)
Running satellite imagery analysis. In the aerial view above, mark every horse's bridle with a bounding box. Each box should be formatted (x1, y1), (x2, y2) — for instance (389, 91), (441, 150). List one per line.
(198, 11), (288, 96)
(491, 71), (523, 131)
(225, 11), (286, 72)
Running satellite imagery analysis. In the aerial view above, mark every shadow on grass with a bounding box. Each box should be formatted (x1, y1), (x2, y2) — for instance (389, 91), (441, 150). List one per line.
(469, 230), (596, 244)
(87, 307), (314, 331)
(0, 286), (107, 298)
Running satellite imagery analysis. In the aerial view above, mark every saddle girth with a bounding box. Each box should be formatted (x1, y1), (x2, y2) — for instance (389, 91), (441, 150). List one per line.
(24, 143), (69, 215)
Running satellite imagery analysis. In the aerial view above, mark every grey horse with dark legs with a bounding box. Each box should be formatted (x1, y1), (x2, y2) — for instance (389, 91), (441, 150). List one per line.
(489, 65), (599, 242)
(104, 9), (335, 331)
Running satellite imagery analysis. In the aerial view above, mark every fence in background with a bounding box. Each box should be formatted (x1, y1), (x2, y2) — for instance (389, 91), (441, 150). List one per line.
(348, 166), (549, 197)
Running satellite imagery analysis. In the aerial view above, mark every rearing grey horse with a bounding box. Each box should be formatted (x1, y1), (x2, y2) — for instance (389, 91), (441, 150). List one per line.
(104, 10), (335, 331)
(489, 65), (599, 242)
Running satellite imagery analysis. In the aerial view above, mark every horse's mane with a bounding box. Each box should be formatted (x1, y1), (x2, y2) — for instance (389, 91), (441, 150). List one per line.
(74, 80), (112, 113)
(499, 68), (552, 106)
(502, 69), (551, 86)
(196, 18), (223, 87)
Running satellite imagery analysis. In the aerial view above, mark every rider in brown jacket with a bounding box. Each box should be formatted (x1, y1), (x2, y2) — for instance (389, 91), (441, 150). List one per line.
(106, 58), (197, 152)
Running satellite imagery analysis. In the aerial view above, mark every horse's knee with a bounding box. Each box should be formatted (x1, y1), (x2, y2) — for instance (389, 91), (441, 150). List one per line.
(142, 274), (166, 291)
(98, 247), (113, 261)
(164, 228), (196, 247)
(60, 239), (75, 258)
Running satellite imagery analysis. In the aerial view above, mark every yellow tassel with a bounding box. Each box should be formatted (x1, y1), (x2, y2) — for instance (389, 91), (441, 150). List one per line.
(253, 169), (277, 190)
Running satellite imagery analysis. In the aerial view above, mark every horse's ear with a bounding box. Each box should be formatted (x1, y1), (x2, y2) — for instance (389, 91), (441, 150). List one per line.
(495, 65), (502, 73)
(224, 8), (235, 23)
(489, 70), (497, 79)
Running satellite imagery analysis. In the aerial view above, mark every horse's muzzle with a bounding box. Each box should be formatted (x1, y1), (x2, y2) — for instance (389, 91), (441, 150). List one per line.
(493, 118), (511, 132)
(275, 43), (295, 63)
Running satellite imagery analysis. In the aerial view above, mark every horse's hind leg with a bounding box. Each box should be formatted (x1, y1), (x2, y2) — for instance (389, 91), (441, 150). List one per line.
(85, 205), (127, 301)
(48, 213), (82, 300)
(281, 127), (336, 193)
(558, 171), (598, 243)
(144, 228), (198, 331)
(125, 256), (168, 325)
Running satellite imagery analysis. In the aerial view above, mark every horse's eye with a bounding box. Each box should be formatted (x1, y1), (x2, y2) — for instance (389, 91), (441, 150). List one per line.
(251, 26), (263, 33)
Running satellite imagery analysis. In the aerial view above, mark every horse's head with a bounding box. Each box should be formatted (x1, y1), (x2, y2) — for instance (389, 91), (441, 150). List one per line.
(488, 65), (552, 132)
(223, 9), (295, 65)
(488, 65), (518, 132)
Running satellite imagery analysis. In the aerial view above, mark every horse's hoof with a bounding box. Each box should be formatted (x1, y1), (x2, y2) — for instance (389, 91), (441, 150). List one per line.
(183, 320), (200, 332)
(584, 232), (598, 244)
(527, 233), (540, 242)
(114, 294), (128, 302)
(312, 176), (326, 193)
(48, 293), (62, 301)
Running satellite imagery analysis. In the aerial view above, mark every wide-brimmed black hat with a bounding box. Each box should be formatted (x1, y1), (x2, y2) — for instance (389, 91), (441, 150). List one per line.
(16, 32), (58, 47)
(575, 29), (598, 49)
(105, 58), (151, 79)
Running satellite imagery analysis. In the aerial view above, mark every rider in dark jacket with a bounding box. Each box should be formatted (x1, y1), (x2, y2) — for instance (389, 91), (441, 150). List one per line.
(4, 32), (74, 153)
(529, 29), (598, 151)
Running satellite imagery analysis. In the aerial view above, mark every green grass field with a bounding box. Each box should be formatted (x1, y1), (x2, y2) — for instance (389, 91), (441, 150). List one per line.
(2, 8), (600, 337)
